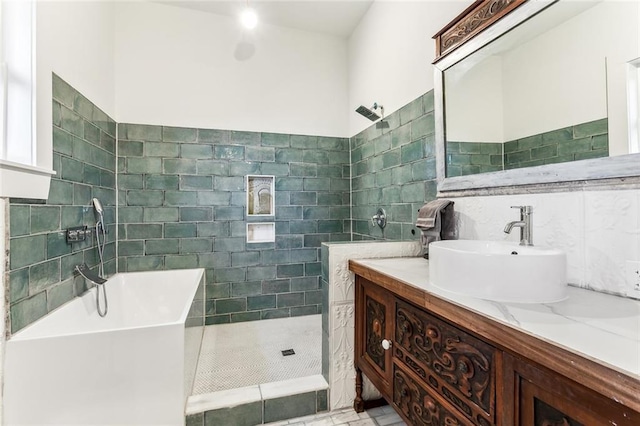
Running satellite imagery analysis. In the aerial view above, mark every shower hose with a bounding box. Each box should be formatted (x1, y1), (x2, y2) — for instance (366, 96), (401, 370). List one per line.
(95, 220), (108, 317)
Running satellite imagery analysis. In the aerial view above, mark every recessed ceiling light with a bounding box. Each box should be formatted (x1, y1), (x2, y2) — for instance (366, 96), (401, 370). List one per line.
(240, 7), (258, 30)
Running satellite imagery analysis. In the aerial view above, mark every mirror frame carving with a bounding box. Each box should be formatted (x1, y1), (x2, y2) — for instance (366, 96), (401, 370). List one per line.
(434, 0), (640, 195)
(433, 0), (526, 61)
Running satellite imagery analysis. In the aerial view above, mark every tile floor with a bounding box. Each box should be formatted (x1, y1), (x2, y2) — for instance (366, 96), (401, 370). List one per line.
(264, 405), (407, 426)
(187, 314), (404, 425)
(193, 314), (322, 394)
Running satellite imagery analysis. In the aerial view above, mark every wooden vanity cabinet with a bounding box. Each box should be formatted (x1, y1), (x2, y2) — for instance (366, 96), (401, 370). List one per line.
(502, 353), (640, 426)
(354, 276), (395, 402)
(352, 270), (640, 426)
(355, 276), (498, 426)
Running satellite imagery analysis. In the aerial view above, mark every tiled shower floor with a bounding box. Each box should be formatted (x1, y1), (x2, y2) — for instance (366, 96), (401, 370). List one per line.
(192, 314), (322, 394)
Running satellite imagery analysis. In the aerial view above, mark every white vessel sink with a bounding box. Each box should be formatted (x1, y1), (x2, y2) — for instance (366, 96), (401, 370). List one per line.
(429, 240), (567, 303)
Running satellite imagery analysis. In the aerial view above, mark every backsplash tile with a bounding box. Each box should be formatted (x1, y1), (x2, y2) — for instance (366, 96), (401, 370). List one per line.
(453, 189), (638, 298)
(7, 74), (116, 333)
(584, 190), (639, 296)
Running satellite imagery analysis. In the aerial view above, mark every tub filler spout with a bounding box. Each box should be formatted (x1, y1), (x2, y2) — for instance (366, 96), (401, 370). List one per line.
(75, 263), (107, 285)
(76, 263), (108, 317)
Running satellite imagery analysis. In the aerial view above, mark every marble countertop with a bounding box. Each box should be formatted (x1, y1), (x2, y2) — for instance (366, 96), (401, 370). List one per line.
(352, 257), (640, 378)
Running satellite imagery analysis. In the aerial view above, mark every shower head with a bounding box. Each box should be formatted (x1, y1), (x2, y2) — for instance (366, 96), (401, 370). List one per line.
(356, 105), (381, 121)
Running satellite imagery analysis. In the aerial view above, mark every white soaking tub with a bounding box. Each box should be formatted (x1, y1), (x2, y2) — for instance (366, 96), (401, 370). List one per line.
(4, 268), (205, 426)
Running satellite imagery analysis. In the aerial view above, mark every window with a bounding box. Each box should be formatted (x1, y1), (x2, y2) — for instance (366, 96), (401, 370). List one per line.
(1, 0), (35, 165)
(0, 0), (52, 200)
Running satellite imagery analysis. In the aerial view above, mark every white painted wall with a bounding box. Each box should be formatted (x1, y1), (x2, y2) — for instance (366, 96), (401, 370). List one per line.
(446, 56), (505, 142)
(114, 2), (348, 137)
(36, 1), (116, 168)
(347, 1), (463, 137)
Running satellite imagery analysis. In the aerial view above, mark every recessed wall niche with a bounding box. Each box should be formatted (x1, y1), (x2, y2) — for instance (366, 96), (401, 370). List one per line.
(246, 222), (276, 243)
(246, 175), (275, 243)
(246, 175), (274, 216)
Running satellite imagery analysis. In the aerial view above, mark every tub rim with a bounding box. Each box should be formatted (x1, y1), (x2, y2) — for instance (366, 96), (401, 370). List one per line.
(9, 267), (205, 342)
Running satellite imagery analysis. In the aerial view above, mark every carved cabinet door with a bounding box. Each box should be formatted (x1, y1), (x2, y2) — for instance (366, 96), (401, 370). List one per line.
(393, 299), (496, 426)
(503, 353), (640, 426)
(355, 276), (394, 398)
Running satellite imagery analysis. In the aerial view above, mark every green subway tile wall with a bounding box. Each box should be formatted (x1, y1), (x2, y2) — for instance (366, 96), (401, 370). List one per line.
(446, 142), (503, 177)
(7, 81), (439, 332)
(446, 118), (608, 177)
(8, 74), (117, 333)
(504, 118), (608, 169)
(117, 124), (350, 324)
(351, 92), (437, 241)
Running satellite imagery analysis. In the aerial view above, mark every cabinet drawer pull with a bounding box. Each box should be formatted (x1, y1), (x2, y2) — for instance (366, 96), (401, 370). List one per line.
(382, 339), (393, 350)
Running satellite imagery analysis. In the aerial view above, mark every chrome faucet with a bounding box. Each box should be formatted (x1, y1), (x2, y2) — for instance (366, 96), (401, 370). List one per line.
(504, 205), (533, 246)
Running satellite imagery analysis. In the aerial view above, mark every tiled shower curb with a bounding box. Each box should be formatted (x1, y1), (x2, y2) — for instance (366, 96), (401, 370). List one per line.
(186, 375), (329, 426)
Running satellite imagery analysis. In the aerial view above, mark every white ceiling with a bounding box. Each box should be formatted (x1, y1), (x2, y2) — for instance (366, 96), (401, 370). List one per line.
(157, 0), (374, 38)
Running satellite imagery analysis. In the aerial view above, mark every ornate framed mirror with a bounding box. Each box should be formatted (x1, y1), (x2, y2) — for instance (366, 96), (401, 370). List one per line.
(433, 0), (640, 195)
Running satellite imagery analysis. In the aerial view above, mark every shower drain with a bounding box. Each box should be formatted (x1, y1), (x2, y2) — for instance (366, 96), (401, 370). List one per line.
(281, 349), (295, 356)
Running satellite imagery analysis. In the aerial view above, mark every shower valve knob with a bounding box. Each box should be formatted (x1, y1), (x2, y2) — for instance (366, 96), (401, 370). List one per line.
(66, 226), (89, 244)
(371, 208), (387, 230)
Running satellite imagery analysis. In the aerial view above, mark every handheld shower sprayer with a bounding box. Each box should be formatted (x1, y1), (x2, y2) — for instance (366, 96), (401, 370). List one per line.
(90, 197), (108, 316)
(92, 198), (104, 223)
(355, 102), (384, 122)
(92, 198), (106, 270)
